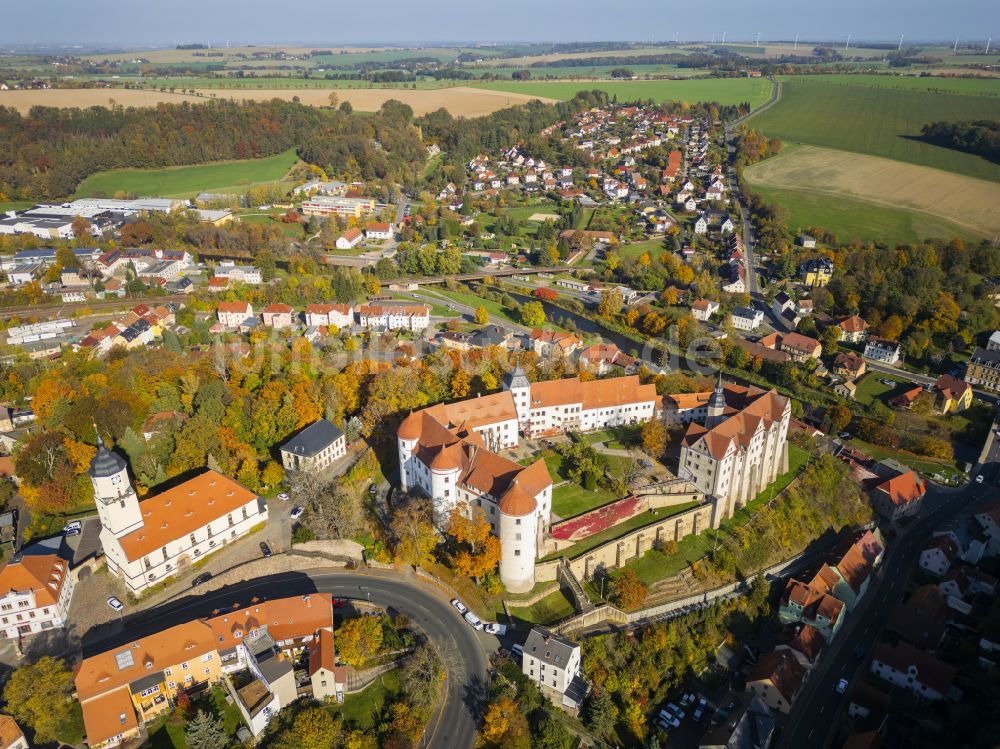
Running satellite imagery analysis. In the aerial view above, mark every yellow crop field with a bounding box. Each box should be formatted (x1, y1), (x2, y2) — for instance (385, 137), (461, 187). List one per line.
(0, 86), (553, 117)
(745, 144), (1000, 237)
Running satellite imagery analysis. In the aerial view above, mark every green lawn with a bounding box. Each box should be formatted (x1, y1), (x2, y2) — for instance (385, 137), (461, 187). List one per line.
(476, 77), (774, 109)
(507, 588), (577, 626)
(775, 73), (1000, 96)
(74, 148), (300, 199)
(147, 687), (242, 748)
(747, 183), (984, 245)
(852, 371), (909, 406)
(581, 426), (642, 447)
(844, 438), (960, 477)
(328, 669), (402, 731)
(552, 482), (618, 520)
(422, 287), (521, 326)
(749, 77), (1000, 181)
(617, 238), (667, 259)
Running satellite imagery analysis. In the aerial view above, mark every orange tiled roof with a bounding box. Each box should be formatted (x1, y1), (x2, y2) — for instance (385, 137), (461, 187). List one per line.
(837, 315), (869, 333)
(358, 304), (429, 317)
(81, 687), (138, 747)
(262, 303), (293, 314)
(933, 374), (971, 402)
(118, 471), (258, 562)
(0, 715), (24, 748)
(749, 650), (806, 704)
(217, 301), (250, 314)
(305, 303), (352, 315)
(0, 552), (68, 608)
(834, 530), (883, 593)
(684, 384), (788, 460)
(875, 470), (925, 507)
(308, 627), (336, 676)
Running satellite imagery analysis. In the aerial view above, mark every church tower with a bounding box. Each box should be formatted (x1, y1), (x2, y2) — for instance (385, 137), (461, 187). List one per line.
(706, 373), (727, 428)
(88, 433), (143, 538)
(503, 365), (532, 430)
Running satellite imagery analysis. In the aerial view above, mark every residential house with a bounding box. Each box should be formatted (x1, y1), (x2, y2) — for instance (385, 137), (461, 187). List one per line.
(217, 301), (253, 329)
(304, 303), (353, 329)
(0, 538), (75, 639)
(335, 228), (363, 250)
(730, 306), (763, 332)
(975, 503), (1000, 555)
(932, 374), (972, 414)
(864, 338), (901, 365)
(280, 419), (347, 473)
(691, 299), (720, 322)
(940, 565), (997, 601)
(889, 386), (923, 410)
(307, 628), (346, 703)
(776, 623), (826, 670)
(799, 258), (834, 287)
(213, 263), (261, 286)
(747, 650), (807, 714)
(833, 352), (867, 379)
(847, 682), (891, 722)
(886, 602), (946, 652)
(0, 716), (27, 749)
(798, 235), (817, 249)
(835, 381), (857, 399)
(919, 536), (958, 577)
(522, 626), (587, 709)
(766, 332), (822, 362)
(529, 329), (583, 358)
(870, 641), (957, 701)
(357, 304), (430, 331)
(300, 195), (375, 218)
(468, 325), (514, 349)
(578, 343), (637, 375)
(871, 469), (925, 522)
(772, 291), (794, 320)
(966, 346), (1000, 392)
(261, 303), (294, 330)
(698, 693), (775, 749)
(837, 316), (870, 344)
(365, 222), (393, 241)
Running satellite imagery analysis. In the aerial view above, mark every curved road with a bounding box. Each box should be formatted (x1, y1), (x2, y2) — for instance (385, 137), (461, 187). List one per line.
(84, 570), (489, 749)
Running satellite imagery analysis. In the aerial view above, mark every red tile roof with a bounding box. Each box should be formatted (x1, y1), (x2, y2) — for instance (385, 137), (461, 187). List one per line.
(875, 470), (925, 507)
(872, 641), (956, 695)
(749, 649), (806, 704)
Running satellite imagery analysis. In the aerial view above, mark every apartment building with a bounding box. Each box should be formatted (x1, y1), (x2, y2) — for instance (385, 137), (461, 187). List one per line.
(280, 419), (347, 472)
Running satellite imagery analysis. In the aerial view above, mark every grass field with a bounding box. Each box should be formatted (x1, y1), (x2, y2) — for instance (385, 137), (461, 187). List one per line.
(74, 148), (299, 198)
(476, 77), (774, 109)
(551, 482), (618, 519)
(749, 77), (1000, 182)
(777, 73), (1000, 96)
(745, 144), (1000, 240)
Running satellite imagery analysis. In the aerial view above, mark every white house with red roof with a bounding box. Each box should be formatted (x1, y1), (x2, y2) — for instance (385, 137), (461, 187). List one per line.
(870, 469), (925, 522)
(261, 303), (294, 330)
(217, 301), (253, 329)
(0, 538), (75, 639)
(304, 303), (353, 329)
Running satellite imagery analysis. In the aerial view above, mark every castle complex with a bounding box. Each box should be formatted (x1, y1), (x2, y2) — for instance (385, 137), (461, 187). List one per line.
(400, 372), (791, 592)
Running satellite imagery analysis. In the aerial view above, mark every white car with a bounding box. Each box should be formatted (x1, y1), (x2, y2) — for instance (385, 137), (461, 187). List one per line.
(464, 611), (484, 630)
(289, 506), (305, 519)
(835, 678), (849, 694)
(658, 711), (680, 729)
(666, 702), (685, 719)
(107, 596), (124, 612)
(450, 598), (468, 615)
(511, 643), (524, 659)
(484, 622), (507, 636)
(62, 520), (83, 536)
(976, 475), (985, 484)
(277, 492), (290, 501)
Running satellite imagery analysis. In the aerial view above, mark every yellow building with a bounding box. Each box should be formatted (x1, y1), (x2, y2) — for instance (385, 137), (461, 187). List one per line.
(799, 258), (833, 287)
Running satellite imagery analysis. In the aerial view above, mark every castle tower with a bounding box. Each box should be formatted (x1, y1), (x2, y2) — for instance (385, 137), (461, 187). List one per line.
(497, 482), (538, 593)
(706, 373), (727, 428)
(503, 366), (531, 430)
(88, 433), (142, 538)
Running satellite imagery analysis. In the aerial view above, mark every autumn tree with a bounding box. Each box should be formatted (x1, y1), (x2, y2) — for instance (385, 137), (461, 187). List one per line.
(337, 615), (384, 666)
(474, 306), (489, 325)
(450, 368), (471, 399)
(598, 288), (624, 317)
(478, 697), (530, 749)
(640, 419), (667, 459)
(827, 404), (852, 433)
(448, 506), (502, 580)
(609, 568), (647, 610)
(391, 496), (439, 567)
(3, 656), (81, 744)
(291, 706), (340, 749)
(520, 301), (546, 327)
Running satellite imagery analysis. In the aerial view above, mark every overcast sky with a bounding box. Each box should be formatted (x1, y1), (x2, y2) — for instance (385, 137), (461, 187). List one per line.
(3, 0), (996, 46)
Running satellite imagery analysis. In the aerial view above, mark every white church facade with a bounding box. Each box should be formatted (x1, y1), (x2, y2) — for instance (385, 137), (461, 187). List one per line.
(89, 437), (268, 594)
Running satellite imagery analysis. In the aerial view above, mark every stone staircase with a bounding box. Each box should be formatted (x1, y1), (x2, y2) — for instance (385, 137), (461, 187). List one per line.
(557, 558), (595, 614)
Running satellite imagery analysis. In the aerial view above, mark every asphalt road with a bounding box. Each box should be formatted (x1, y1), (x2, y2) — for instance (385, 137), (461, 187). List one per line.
(84, 570), (489, 749)
(777, 443), (1000, 748)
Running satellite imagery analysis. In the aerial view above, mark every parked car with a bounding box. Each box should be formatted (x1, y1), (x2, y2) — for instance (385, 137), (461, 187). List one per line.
(464, 611), (484, 630)
(511, 643), (524, 659)
(368, 484), (378, 495)
(838, 432), (852, 440)
(693, 698), (708, 721)
(106, 596), (124, 612)
(62, 520), (83, 536)
(331, 598), (346, 608)
(658, 710), (681, 728)
(450, 598), (468, 615)
(976, 474), (985, 484)
(192, 572), (212, 587)
(277, 492), (290, 501)
(666, 702), (685, 719)
(836, 678), (849, 694)
(260, 541), (273, 558)
(290, 505), (305, 519)
(484, 622), (507, 636)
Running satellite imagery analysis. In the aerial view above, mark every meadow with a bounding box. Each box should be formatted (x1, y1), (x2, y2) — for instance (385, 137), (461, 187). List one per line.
(749, 76), (1000, 181)
(744, 144), (1000, 239)
(476, 77), (774, 109)
(74, 148), (299, 199)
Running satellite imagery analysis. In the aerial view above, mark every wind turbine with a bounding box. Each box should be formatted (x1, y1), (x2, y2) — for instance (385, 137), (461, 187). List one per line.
(722, 31), (727, 44)
(987, 38), (992, 54)
(755, 32), (761, 47)
(712, 32), (716, 44)
(845, 34), (851, 50)
(794, 34), (799, 51)
(954, 36), (959, 52)
(898, 33), (904, 51)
